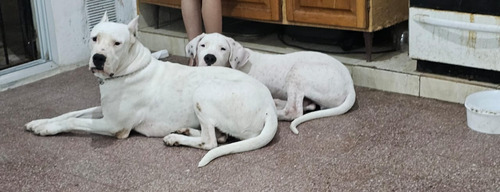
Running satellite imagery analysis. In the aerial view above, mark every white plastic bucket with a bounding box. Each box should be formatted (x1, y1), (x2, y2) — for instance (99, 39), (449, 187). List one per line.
(464, 90), (500, 134)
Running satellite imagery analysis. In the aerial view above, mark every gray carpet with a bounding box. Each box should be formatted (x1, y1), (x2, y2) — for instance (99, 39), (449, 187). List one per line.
(1, 55), (499, 191)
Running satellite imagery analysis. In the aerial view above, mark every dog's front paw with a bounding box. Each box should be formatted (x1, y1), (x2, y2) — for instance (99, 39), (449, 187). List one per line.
(28, 122), (63, 136)
(163, 134), (181, 146)
(25, 119), (49, 132)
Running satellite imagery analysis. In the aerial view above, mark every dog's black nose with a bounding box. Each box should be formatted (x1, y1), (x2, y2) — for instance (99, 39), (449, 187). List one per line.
(92, 54), (106, 70)
(204, 54), (216, 66)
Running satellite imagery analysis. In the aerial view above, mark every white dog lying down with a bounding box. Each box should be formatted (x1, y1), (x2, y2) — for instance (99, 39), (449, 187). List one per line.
(25, 14), (278, 167)
(185, 33), (355, 134)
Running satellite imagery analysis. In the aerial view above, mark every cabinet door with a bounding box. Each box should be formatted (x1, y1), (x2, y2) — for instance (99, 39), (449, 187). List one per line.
(222, 0), (280, 21)
(286, 0), (366, 28)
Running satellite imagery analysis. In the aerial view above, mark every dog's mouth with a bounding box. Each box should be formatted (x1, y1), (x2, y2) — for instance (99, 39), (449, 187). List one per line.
(90, 67), (114, 78)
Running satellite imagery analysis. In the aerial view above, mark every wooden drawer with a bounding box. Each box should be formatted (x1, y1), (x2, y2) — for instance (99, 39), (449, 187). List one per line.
(222, 0), (280, 21)
(140, 0), (181, 9)
(140, 0), (280, 21)
(285, 0), (366, 29)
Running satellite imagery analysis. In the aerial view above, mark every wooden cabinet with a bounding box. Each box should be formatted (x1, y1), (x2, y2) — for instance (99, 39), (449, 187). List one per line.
(139, 0), (407, 32)
(286, 0), (366, 29)
(138, 0), (408, 61)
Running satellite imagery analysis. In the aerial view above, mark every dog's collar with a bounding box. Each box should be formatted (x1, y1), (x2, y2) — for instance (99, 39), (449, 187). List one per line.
(97, 65), (148, 85)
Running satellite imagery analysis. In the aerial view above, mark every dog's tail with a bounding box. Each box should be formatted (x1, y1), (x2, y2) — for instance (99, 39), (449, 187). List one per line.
(290, 86), (356, 134)
(198, 108), (278, 167)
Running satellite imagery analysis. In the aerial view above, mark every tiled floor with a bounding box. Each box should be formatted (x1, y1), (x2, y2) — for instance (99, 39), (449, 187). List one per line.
(1, 55), (499, 191)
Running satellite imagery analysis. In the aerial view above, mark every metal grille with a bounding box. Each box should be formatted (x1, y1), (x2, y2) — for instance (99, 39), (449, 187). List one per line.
(85, 0), (117, 32)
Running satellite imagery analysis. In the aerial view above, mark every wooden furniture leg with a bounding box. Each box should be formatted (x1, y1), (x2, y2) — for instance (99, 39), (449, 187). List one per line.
(363, 32), (373, 62)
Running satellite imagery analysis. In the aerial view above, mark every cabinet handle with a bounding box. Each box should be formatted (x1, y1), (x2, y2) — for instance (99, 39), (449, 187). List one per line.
(413, 14), (500, 34)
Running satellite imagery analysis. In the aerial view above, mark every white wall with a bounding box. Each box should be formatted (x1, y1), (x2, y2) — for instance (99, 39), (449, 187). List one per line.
(115, 0), (138, 24)
(46, 0), (137, 66)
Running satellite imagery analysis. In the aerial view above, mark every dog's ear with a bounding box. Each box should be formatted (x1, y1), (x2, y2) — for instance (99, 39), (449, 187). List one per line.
(185, 33), (205, 59)
(226, 37), (250, 69)
(127, 15), (139, 43)
(100, 11), (109, 23)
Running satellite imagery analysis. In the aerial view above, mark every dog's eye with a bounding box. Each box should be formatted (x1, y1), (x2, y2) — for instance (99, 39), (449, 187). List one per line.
(92, 37), (97, 42)
(200, 44), (205, 48)
(221, 47), (226, 51)
(114, 42), (121, 46)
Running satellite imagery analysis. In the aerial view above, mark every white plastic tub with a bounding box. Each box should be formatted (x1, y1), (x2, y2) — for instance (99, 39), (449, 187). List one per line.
(464, 90), (500, 134)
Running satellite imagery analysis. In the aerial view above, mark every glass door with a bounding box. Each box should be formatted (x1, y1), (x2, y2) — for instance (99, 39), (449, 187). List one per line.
(0, 0), (38, 70)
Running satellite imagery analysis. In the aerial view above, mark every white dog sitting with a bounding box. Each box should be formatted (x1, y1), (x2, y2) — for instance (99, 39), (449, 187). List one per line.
(25, 14), (278, 167)
(186, 33), (355, 134)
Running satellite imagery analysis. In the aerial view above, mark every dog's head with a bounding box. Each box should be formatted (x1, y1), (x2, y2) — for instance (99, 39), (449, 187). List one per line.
(89, 12), (139, 79)
(186, 33), (250, 69)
